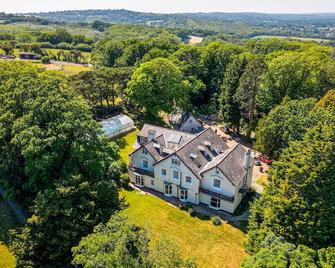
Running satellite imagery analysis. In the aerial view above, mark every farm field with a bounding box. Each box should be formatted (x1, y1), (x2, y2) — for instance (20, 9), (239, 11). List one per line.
(252, 35), (331, 43)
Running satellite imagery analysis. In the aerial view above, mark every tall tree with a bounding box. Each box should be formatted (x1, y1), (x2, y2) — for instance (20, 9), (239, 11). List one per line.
(236, 56), (266, 138)
(219, 55), (249, 132)
(200, 42), (243, 106)
(254, 98), (333, 159)
(72, 214), (197, 268)
(258, 51), (335, 111)
(126, 58), (188, 115)
(242, 232), (335, 268)
(248, 120), (335, 250)
(0, 62), (117, 207)
(11, 175), (120, 267)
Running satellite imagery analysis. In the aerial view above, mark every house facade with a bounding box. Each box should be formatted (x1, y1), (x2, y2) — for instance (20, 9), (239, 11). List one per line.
(169, 111), (204, 133)
(129, 124), (253, 214)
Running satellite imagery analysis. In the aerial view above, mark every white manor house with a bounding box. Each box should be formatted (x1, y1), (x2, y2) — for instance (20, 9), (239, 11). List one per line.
(129, 124), (254, 214)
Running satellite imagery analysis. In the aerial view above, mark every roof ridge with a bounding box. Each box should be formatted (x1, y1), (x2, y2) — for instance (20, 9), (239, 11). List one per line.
(200, 143), (241, 174)
(215, 143), (241, 167)
(141, 123), (196, 136)
(175, 127), (211, 154)
(153, 128), (211, 165)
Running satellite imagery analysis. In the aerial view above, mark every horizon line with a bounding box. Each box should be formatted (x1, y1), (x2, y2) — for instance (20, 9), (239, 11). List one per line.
(10, 8), (335, 16)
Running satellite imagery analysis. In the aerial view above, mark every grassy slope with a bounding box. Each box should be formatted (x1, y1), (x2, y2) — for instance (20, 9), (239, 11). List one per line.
(0, 243), (15, 268)
(115, 129), (139, 163)
(120, 190), (246, 268)
(117, 131), (247, 268)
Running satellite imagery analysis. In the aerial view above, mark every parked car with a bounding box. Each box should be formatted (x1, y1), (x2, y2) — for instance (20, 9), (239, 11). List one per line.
(254, 160), (262, 166)
(259, 155), (273, 165)
(220, 126), (230, 134)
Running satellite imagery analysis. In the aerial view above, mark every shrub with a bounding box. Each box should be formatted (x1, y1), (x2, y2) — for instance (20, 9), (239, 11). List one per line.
(41, 56), (51, 64)
(211, 216), (222, 226)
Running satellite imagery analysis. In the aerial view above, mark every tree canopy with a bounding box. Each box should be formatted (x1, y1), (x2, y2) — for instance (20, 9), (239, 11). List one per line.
(126, 58), (188, 115)
(248, 119), (335, 250)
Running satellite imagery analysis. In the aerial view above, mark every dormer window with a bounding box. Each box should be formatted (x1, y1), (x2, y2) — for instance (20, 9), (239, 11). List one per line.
(143, 148), (148, 155)
(204, 141), (211, 147)
(189, 153), (201, 168)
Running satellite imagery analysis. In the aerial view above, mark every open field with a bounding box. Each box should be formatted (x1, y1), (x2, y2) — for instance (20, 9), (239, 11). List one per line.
(120, 189), (247, 268)
(188, 35), (204, 45)
(252, 35), (331, 43)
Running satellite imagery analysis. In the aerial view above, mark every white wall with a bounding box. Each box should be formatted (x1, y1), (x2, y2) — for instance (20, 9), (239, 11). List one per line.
(200, 168), (235, 197)
(154, 155), (200, 204)
(130, 147), (155, 173)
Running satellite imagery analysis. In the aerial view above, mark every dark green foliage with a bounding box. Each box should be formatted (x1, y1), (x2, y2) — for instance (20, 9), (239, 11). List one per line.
(248, 120), (335, 250)
(259, 50), (335, 111)
(0, 41), (14, 55)
(0, 62), (118, 207)
(219, 55), (248, 132)
(71, 67), (133, 109)
(41, 55), (51, 64)
(242, 232), (335, 268)
(126, 58), (188, 115)
(254, 98), (333, 159)
(236, 56), (266, 137)
(72, 214), (197, 268)
(199, 42), (243, 104)
(11, 175), (119, 267)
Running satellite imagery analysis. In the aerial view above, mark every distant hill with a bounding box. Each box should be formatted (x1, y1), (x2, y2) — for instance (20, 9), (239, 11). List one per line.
(23, 9), (335, 40)
(26, 9), (335, 26)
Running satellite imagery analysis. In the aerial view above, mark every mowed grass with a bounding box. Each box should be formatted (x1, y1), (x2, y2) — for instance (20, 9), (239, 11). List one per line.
(115, 129), (139, 163)
(117, 131), (247, 268)
(0, 243), (15, 268)
(120, 189), (247, 268)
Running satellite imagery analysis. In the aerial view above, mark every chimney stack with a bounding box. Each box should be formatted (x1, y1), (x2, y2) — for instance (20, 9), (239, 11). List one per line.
(244, 149), (251, 169)
(148, 130), (156, 142)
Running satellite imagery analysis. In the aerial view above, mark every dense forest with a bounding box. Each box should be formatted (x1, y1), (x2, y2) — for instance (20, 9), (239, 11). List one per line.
(0, 9), (335, 267)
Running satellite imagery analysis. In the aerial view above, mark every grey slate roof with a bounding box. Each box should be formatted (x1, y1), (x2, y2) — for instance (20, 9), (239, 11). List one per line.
(200, 144), (248, 186)
(175, 128), (229, 178)
(134, 124), (249, 185)
(139, 124), (195, 151)
(169, 111), (190, 129)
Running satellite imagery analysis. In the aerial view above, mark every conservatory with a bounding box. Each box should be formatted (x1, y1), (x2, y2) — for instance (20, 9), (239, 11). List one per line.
(101, 114), (134, 138)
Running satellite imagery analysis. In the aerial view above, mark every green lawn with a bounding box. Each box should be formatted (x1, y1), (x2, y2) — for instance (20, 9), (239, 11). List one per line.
(117, 131), (247, 267)
(115, 129), (139, 163)
(0, 243), (15, 268)
(120, 189), (247, 268)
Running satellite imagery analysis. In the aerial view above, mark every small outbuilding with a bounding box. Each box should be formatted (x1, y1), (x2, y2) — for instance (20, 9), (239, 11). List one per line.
(169, 110), (204, 134)
(19, 52), (40, 60)
(101, 114), (134, 138)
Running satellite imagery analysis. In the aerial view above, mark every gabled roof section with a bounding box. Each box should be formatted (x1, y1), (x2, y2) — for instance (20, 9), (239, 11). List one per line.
(200, 144), (248, 186)
(176, 128), (229, 176)
(138, 124), (195, 151)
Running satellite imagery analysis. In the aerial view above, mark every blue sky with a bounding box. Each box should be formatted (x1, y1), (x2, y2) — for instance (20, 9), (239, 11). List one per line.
(3, 0), (335, 14)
